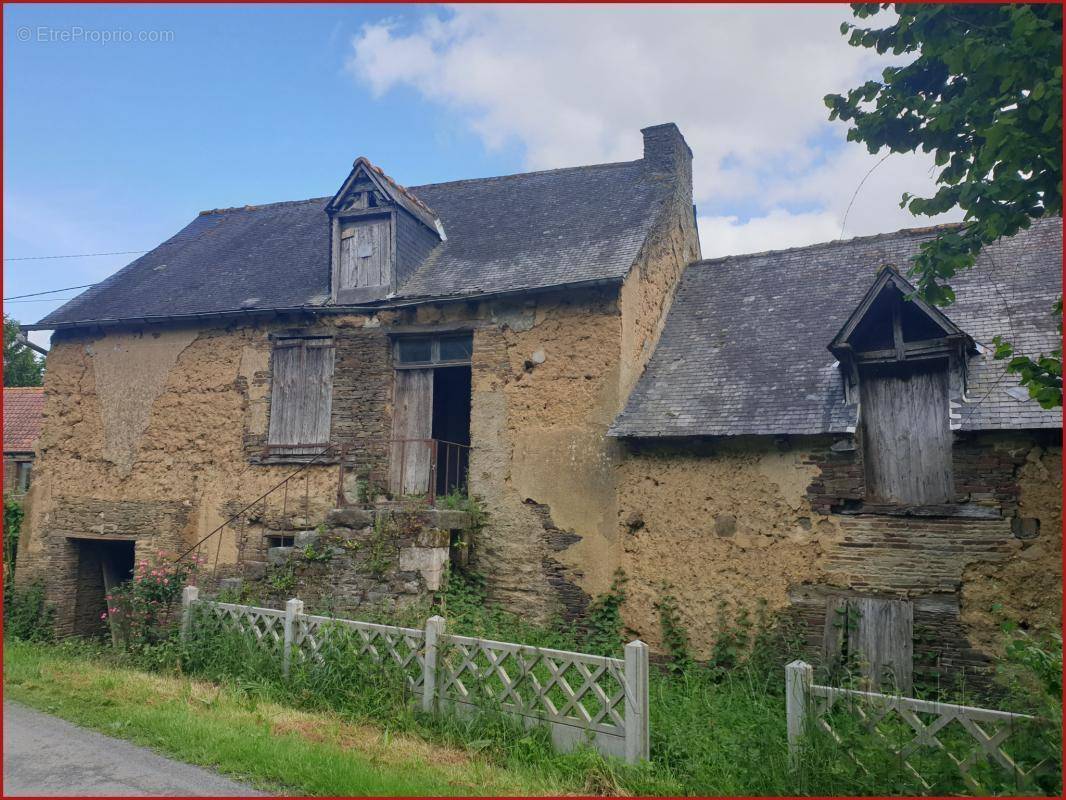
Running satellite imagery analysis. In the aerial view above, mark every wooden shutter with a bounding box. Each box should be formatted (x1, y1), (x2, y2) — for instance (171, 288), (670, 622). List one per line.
(339, 219), (391, 289)
(268, 340), (303, 447)
(860, 361), (953, 505)
(390, 368), (434, 496)
(267, 338), (334, 451)
(301, 339), (334, 446)
(823, 595), (913, 693)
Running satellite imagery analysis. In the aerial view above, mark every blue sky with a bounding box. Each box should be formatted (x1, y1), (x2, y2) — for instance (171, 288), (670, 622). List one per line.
(3, 5), (519, 338)
(5, 4), (956, 345)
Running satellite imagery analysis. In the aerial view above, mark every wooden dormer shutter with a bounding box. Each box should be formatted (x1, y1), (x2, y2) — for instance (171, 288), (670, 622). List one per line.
(267, 337), (335, 451)
(339, 218), (391, 290)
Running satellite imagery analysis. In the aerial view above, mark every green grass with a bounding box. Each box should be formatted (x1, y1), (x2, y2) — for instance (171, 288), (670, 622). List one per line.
(3, 639), (579, 797)
(6, 567), (1060, 797)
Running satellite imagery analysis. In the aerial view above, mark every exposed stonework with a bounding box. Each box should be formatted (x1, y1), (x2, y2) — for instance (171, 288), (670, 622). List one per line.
(213, 504), (461, 616)
(616, 431), (1061, 678)
(961, 440), (1063, 652)
(467, 291), (623, 621)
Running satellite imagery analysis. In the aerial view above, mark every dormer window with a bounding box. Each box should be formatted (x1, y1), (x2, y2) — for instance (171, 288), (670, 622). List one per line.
(829, 268), (976, 506)
(327, 157), (445, 305)
(339, 216), (391, 291)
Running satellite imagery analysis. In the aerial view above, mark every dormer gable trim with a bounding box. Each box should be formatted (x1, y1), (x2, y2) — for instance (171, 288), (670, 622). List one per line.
(828, 266), (973, 362)
(327, 157), (444, 239)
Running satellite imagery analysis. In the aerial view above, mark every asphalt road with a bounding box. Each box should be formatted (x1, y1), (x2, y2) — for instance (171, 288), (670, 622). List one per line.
(3, 701), (265, 796)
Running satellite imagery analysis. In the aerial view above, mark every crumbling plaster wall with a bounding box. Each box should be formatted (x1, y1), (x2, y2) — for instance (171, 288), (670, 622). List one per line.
(17, 291), (653, 629)
(391, 290), (625, 621)
(17, 321), (350, 633)
(616, 436), (842, 656)
(616, 431), (1061, 665)
(960, 436), (1062, 651)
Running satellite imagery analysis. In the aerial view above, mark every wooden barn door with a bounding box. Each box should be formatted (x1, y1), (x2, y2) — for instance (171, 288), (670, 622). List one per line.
(391, 369), (433, 496)
(824, 595), (914, 693)
(860, 361), (953, 505)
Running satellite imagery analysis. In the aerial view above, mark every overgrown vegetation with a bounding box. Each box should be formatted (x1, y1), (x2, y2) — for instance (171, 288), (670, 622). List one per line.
(4, 582), (55, 642)
(4, 548), (1059, 795)
(3, 499), (55, 641)
(4, 497), (23, 579)
(654, 588), (693, 674)
(104, 551), (204, 652)
(3, 313), (44, 387)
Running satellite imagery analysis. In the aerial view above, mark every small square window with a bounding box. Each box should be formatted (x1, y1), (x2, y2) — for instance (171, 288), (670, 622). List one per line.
(266, 535), (295, 549)
(397, 338), (432, 364)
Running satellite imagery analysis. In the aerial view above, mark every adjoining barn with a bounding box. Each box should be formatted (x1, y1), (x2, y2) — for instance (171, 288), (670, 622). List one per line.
(611, 219), (1061, 689)
(15, 123), (1061, 688)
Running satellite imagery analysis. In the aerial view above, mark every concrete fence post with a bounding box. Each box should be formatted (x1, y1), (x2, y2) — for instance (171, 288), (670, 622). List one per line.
(624, 640), (650, 764)
(180, 586), (199, 642)
(786, 660), (813, 768)
(282, 597), (304, 679)
(422, 615), (446, 713)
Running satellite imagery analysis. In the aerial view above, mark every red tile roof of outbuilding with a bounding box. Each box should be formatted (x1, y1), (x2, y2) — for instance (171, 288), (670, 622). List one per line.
(3, 387), (44, 453)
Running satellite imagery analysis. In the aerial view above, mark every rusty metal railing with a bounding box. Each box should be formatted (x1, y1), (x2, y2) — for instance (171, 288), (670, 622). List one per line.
(336, 438), (471, 506)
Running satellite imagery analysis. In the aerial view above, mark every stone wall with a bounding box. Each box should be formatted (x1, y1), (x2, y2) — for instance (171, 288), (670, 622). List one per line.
(16, 263), (699, 632)
(213, 505), (463, 617)
(16, 322), (344, 634)
(615, 432), (1062, 675)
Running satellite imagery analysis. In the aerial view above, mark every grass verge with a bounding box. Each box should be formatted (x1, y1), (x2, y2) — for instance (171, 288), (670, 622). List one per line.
(3, 638), (578, 797)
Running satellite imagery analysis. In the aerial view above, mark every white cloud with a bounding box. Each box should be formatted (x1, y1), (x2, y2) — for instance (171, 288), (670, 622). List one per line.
(699, 209), (841, 259)
(347, 4), (961, 256)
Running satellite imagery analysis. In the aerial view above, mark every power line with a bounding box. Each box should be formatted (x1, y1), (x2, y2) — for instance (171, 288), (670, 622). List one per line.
(4, 284), (94, 300)
(4, 249), (146, 261)
(4, 297), (77, 304)
(839, 152), (892, 240)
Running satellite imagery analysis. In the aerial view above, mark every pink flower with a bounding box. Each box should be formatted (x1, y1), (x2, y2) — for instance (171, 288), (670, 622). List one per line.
(100, 612), (108, 620)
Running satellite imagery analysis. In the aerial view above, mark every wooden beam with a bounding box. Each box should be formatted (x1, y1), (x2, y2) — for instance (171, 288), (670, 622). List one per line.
(891, 293), (906, 361)
(63, 532), (138, 542)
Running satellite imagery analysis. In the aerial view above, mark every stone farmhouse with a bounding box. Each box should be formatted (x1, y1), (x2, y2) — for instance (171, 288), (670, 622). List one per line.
(17, 124), (1061, 688)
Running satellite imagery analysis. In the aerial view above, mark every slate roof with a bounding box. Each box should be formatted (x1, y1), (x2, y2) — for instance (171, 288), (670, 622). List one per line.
(3, 387), (45, 453)
(33, 159), (671, 329)
(611, 217), (1063, 437)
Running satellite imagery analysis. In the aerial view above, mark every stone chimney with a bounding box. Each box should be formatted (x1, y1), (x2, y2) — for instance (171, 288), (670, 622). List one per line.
(641, 123), (692, 179)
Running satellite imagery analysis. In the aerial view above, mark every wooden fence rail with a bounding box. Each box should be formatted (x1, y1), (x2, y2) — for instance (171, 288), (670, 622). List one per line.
(785, 660), (1049, 793)
(181, 587), (649, 763)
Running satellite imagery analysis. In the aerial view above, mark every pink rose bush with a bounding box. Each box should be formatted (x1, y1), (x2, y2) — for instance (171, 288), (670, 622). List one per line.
(103, 550), (206, 647)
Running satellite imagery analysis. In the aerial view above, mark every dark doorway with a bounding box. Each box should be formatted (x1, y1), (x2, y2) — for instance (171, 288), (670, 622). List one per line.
(70, 538), (134, 638)
(432, 366), (471, 497)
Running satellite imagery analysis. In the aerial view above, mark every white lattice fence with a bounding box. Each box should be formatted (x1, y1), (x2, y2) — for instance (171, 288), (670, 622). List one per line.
(195, 600), (286, 654)
(786, 660), (1051, 793)
(180, 587), (649, 763)
(437, 633), (640, 759)
(293, 611), (425, 692)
